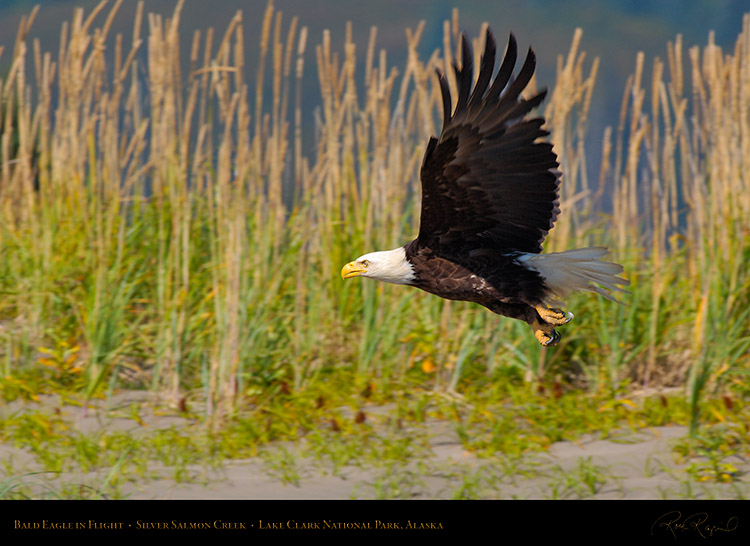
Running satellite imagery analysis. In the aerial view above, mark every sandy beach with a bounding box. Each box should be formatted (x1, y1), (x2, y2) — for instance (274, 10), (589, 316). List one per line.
(2, 391), (747, 500)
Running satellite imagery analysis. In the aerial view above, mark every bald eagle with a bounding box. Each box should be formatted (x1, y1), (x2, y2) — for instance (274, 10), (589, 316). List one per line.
(341, 29), (628, 346)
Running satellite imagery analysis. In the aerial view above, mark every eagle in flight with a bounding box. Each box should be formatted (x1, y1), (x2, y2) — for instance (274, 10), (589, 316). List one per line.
(341, 28), (628, 346)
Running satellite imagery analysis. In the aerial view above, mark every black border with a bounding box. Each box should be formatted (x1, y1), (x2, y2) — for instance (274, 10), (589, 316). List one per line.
(2, 500), (749, 541)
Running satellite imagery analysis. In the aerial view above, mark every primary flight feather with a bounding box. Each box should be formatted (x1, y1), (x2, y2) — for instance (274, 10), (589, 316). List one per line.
(341, 28), (629, 346)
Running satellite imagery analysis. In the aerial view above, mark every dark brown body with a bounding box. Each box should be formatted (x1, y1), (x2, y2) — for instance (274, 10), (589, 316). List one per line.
(404, 240), (549, 325)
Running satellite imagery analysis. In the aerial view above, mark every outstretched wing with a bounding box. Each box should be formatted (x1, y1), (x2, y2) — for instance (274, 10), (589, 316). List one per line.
(417, 29), (560, 256)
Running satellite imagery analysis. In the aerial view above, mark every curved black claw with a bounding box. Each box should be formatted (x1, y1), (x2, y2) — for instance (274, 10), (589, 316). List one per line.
(534, 327), (561, 347)
(544, 329), (561, 347)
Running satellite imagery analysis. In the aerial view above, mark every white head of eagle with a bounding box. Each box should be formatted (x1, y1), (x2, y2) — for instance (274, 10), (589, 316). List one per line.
(341, 248), (416, 285)
(341, 28), (629, 347)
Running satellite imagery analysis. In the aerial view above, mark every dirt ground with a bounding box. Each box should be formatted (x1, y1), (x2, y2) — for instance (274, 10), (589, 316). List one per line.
(2, 391), (748, 500)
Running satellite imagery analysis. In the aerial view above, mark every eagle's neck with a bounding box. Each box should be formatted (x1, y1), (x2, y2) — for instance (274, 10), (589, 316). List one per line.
(367, 246), (417, 285)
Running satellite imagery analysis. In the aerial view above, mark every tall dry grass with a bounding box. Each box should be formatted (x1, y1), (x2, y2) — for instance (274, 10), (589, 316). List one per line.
(0, 1), (748, 428)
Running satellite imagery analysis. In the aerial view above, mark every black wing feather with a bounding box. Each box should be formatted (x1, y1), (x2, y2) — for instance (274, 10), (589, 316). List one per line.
(417, 29), (560, 256)
(452, 35), (473, 119)
(486, 33), (516, 101)
(467, 33), (495, 110)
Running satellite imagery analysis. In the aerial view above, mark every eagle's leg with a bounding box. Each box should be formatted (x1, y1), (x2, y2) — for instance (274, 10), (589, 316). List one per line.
(487, 303), (562, 347)
(534, 305), (574, 326)
(531, 318), (561, 347)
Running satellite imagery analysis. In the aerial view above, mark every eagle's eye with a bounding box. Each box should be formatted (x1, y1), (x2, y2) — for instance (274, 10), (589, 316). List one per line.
(361, 260), (370, 267)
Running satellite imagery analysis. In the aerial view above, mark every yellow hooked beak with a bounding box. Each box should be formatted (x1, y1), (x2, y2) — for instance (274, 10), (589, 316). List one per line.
(341, 261), (366, 279)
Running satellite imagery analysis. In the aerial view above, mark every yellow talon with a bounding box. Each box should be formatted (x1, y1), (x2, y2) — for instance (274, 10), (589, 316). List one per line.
(535, 305), (574, 326)
(532, 319), (561, 347)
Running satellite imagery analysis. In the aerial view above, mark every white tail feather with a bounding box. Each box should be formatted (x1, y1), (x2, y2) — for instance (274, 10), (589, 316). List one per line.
(519, 246), (629, 304)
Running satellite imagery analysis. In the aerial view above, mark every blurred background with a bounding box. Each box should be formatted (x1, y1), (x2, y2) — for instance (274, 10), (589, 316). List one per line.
(1, 0), (747, 163)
